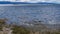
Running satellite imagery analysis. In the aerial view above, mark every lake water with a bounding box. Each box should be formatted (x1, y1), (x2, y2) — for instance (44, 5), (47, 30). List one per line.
(0, 4), (60, 25)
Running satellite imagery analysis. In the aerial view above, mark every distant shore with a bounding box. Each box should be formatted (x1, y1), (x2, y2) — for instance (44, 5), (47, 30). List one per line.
(0, 1), (59, 6)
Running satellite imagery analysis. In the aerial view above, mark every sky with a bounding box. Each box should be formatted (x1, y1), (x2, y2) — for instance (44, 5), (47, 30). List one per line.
(0, 0), (60, 3)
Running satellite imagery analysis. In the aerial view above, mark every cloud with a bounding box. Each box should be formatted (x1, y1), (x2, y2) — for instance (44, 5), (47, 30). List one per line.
(0, 0), (60, 3)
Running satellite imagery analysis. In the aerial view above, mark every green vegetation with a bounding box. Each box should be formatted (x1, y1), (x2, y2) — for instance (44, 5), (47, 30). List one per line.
(0, 18), (30, 34)
(51, 32), (60, 34)
(45, 31), (60, 34)
(45, 31), (51, 34)
(0, 19), (6, 31)
(12, 25), (30, 34)
(0, 18), (60, 34)
(0, 19), (6, 25)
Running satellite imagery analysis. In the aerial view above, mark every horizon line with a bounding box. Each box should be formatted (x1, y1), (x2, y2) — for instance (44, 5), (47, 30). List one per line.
(0, 1), (60, 4)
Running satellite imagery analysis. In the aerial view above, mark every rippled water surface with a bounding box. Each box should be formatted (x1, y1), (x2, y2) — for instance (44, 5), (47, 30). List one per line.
(0, 4), (60, 24)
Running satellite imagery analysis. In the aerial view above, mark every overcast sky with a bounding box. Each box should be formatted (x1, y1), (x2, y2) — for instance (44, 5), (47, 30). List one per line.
(0, 0), (60, 3)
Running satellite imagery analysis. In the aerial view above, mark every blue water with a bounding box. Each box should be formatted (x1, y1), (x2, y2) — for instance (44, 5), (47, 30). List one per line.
(0, 4), (60, 25)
